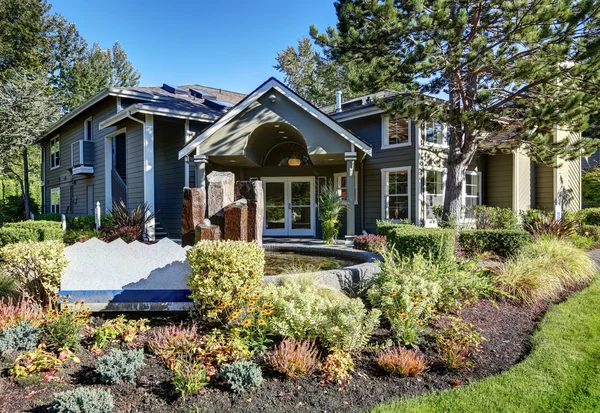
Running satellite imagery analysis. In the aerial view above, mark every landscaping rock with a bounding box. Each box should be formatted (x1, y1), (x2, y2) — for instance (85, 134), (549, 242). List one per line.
(181, 187), (206, 247)
(207, 171), (235, 219)
(195, 224), (221, 242)
(235, 181), (264, 245)
(224, 199), (248, 241)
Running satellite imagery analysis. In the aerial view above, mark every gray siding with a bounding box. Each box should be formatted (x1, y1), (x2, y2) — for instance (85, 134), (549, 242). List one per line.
(536, 164), (555, 211)
(123, 118), (145, 208)
(42, 98), (119, 215)
(342, 114), (416, 233)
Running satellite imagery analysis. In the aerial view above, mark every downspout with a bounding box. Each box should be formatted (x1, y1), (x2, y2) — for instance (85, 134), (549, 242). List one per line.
(126, 111), (145, 126)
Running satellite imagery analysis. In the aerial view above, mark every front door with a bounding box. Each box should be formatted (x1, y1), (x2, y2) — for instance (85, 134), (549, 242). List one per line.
(263, 177), (315, 236)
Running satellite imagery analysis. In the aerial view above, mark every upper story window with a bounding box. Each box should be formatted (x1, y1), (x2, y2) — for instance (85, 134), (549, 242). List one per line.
(50, 135), (60, 169)
(84, 117), (93, 141)
(382, 115), (411, 149)
(423, 120), (447, 146)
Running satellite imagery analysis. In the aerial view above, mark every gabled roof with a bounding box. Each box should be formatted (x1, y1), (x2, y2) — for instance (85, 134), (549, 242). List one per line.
(178, 77), (372, 159)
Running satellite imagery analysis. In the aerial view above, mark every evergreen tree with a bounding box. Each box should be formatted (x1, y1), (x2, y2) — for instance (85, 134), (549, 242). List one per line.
(313, 0), (600, 220)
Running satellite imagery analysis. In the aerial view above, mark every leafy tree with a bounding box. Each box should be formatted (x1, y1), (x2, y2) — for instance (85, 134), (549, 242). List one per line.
(0, 70), (59, 219)
(582, 165), (600, 207)
(312, 0), (600, 221)
(275, 36), (359, 107)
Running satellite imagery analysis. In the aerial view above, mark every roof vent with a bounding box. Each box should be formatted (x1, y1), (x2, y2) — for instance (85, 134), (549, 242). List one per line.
(203, 99), (234, 111)
(190, 88), (217, 100)
(162, 83), (187, 95)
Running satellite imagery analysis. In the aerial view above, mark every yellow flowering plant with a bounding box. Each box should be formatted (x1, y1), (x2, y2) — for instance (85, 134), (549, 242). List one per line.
(228, 290), (275, 352)
(42, 295), (91, 350)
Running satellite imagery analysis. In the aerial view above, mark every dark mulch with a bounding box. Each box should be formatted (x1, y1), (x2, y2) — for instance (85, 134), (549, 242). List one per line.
(0, 295), (568, 413)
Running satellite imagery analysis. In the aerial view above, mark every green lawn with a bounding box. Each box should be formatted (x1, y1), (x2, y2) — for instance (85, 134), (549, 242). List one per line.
(370, 275), (600, 413)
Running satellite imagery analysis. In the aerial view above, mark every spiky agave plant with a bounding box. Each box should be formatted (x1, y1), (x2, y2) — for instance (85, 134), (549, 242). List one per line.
(111, 200), (155, 240)
(319, 185), (348, 245)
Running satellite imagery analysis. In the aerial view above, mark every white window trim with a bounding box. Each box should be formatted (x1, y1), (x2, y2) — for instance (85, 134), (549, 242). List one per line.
(381, 166), (412, 222)
(423, 167), (446, 226)
(41, 146), (45, 186)
(333, 172), (359, 205)
(50, 187), (60, 214)
(50, 135), (60, 170)
(381, 115), (412, 149)
(84, 117), (93, 141)
(463, 170), (482, 207)
(421, 120), (449, 148)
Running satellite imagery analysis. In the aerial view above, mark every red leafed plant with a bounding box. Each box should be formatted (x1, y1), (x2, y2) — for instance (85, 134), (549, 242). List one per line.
(376, 346), (428, 377)
(147, 323), (200, 370)
(353, 234), (388, 253)
(100, 225), (140, 243)
(266, 338), (320, 379)
(0, 297), (43, 330)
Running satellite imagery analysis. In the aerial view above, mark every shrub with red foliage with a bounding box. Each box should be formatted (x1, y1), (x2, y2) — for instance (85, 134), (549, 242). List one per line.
(0, 298), (43, 330)
(266, 338), (319, 379)
(100, 226), (140, 243)
(376, 346), (428, 377)
(353, 234), (388, 253)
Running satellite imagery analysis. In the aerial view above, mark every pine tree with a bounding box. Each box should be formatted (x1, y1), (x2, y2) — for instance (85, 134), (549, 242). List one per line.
(313, 0), (600, 221)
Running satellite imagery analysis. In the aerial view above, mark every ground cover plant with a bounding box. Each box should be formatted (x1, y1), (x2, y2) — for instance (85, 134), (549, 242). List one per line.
(0, 238), (597, 412)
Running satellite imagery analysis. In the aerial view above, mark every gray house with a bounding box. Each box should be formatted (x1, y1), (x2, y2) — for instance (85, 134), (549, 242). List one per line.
(39, 77), (581, 241)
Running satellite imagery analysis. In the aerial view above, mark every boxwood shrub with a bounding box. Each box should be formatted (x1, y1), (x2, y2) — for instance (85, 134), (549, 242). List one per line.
(384, 226), (455, 260)
(376, 220), (413, 237)
(0, 220), (63, 246)
(459, 229), (532, 258)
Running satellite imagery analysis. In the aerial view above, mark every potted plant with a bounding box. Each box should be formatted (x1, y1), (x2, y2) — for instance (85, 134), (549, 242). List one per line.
(319, 185), (348, 245)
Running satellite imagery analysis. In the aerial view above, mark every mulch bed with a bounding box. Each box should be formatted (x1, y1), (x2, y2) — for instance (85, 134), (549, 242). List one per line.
(0, 293), (559, 413)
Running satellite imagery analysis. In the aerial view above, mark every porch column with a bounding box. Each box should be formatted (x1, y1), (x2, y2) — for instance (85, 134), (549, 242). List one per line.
(193, 155), (208, 188)
(143, 114), (155, 241)
(345, 151), (357, 245)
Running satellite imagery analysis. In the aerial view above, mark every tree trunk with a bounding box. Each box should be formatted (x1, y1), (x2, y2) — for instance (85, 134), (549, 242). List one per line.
(22, 147), (31, 220)
(443, 128), (477, 225)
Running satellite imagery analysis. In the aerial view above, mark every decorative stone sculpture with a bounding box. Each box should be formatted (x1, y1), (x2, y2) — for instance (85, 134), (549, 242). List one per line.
(181, 187), (206, 247)
(235, 181), (264, 245)
(207, 171), (235, 219)
(224, 199), (248, 241)
(195, 224), (221, 243)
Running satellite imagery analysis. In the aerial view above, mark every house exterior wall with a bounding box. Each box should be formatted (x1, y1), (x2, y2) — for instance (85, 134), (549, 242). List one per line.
(122, 118), (145, 208)
(557, 129), (582, 212)
(341, 114), (417, 233)
(536, 163), (555, 211)
(485, 153), (513, 208)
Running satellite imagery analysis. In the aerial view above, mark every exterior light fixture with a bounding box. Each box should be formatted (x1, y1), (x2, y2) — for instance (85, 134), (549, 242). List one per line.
(269, 94), (276, 103)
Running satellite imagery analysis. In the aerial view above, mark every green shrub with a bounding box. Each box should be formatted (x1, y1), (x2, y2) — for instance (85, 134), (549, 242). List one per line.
(571, 234), (597, 249)
(434, 316), (484, 370)
(220, 360), (263, 393)
(0, 195), (40, 223)
(319, 350), (355, 383)
(319, 298), (380, 352)
(468, 206), (520, 230)
(0, 220), (63, 246)
(0, 321), (40, 355)
(64, 229), (102, 245)
(35, 213), (61, 222)
(95, 348), (144, 385)
(90, 315), (149, 350)
(384, 225), (455, 260)
(579, 225), (600, 240)
(4, 220), (62, 229)
(353, 234), (388, 253)
(187, 240), (264, 323)
(522, 210), (577, 239)
(459, 229), (532, 258)
(0, 273), (18, 300)
(499, 237), (596, 304)
(1, 240), (68, 304)
(68, 215), (96, 231)
(580, 208), (600, 225)
(172, 356), (209, 398)
(43, 301), (91, 350)
(582, 166), (600, 207)
(376, 220), (413, 237)
(319, 185), (348, 245)
(49, 387), (114, 413)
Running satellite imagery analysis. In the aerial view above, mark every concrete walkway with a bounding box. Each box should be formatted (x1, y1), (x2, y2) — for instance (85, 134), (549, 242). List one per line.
(262, 237), (355, 250)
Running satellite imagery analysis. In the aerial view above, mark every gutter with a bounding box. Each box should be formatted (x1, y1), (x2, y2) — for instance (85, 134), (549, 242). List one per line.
(99, 104), (216, 130)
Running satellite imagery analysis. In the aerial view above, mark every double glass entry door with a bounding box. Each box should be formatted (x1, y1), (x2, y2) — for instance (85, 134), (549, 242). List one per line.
(263, 177), (315, 236)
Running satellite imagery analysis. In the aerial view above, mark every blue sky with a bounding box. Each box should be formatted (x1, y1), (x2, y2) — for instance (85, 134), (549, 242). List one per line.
(50, 0), (338, 93)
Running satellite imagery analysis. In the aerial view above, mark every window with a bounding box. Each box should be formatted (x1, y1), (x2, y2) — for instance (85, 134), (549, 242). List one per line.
(464, 171), (481, 208)
(424, 169), (445, 220)
(50, 188), (60, 214)
(382, 167), (411, 221)
(50, 135), (60, 169)
(84, 117), (93, 141)
(382, 115), (410, 148)
(334, 172), (359, 204)
(422, 120), (446, 146)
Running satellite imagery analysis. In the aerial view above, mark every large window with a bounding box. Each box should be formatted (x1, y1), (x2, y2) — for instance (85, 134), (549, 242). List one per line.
(334, 172), (359, 204)
(50, 188), (60, 214)
(422, 120), (446, 146)
(84, 117), (93, 141)
(464, 171), (481, 208)
(382, 167), (411, 221)
(424, 169), (444, 220)
(50, 135), (60, 169)
(382, 115), (410, 148)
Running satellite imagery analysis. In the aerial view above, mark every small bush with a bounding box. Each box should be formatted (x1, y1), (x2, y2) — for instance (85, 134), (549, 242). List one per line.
(100, 226), (139, 243)
(35, 213), (61, 222)
(353, 234), (388, 253)
(0, 273), (18, 300)
(95, 348), (144, 385)
(68, 215), (96, 231)
(385, 225), (455, 260)
(319, 298), (380, 352)
(0, 321), (40, 355)
(579, 225), (600, 241)
(1, 240), (68, 304)
(43, 300), (90, 350)
(148, 323), (199, 370)
(522, 210), (577, 239)
(220, 360), (263, 393)
(109, 200), (154, 240)
(49, 387), (114, 413)
(459, 230), (532, 258)
(187, 240), (264, 323)
(172, 356), (209, 398)
(90, 315), (149, 350)
(468, 206), (520, 230)
(10, 344), (79, 378)
(571, 234), (596, 249)
(434, 316), (484, 370)
(377, 346), (428, 377)
(0, 298), (43, 331)
(376, 220), (413, 237)
(64, 229), (102, 245)
(0, 220), (63, 246)
(266, 338), (319, 379)
(319, 350), (354, 383)
(499, 237), (596, 304)
(579, 207), (600, 226)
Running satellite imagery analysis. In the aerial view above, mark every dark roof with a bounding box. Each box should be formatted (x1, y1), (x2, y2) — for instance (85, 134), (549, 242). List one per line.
(320, 90), (399, 115)
(126, 84), (246, 105)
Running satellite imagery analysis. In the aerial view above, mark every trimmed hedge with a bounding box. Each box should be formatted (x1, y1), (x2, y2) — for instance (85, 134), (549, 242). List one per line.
(0, 220), (63, 246)
(376, 220), (413, 237)
(35, 213), (61, 222)
(385, 226), (455, 260)
(459, 229), (532, 258)
(579, 208), (600, 226)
